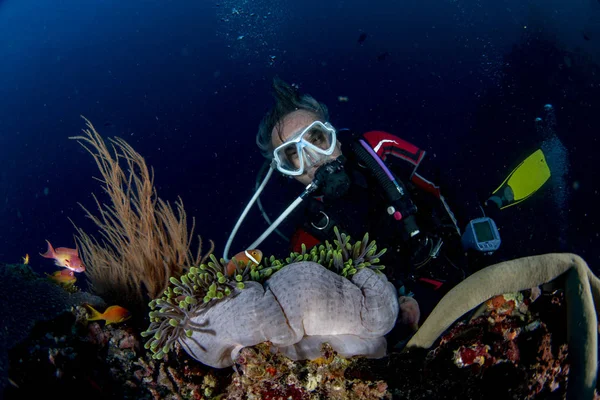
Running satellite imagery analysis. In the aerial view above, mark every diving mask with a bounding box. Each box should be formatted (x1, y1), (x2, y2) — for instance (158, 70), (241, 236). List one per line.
(272, 121), (337, 176)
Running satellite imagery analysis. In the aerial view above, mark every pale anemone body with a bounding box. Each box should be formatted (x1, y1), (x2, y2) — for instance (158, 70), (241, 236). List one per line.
(178, 261), (399, 368)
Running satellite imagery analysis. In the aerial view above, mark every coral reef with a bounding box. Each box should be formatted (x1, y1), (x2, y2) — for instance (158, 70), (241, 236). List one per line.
(0, 262), (104, 395)
(372, 284), (575, 399)
(405, 253), (599, 400)
(226, 342), (391, 399)
(435, 290), (570, 398)
(6, 307), (146, 399)
(4, 257), (589, 400)
(6, 303), (391, 399)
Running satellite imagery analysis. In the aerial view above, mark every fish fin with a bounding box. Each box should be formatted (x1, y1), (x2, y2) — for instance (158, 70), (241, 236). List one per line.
(55, 247), (79, 256)
(83, 303), (103, 321)
(40, 240), (56, 259)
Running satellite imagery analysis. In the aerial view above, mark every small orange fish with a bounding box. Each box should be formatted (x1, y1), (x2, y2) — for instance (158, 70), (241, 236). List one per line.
(46, 269), (77, 286)
(226, 249), (262, 276)
(40, 240), (85, 272)
(22, 254), (29, 265)
(83, 304), (131, 325)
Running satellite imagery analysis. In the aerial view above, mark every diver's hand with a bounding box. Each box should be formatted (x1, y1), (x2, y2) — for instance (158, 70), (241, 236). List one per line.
(398, 295), (420, 332)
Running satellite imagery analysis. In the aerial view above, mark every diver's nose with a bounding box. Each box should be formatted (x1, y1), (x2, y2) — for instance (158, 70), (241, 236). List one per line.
(303, 150), (320, 168)
(305, 152), (318, 164)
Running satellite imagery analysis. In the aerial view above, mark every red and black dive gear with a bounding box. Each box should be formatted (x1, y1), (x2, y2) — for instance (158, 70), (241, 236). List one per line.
(290, 129), (465, 290)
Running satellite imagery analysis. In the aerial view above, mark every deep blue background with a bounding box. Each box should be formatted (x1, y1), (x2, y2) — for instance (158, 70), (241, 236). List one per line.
(1, 0), (599, 277)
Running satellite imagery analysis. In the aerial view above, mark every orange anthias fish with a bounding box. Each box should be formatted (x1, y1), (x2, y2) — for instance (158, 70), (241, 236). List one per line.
(40, 240), (85, 272)
(83, 304), (131, 325)
(226, 249), (262, 276)
(46, 269), (77, 286)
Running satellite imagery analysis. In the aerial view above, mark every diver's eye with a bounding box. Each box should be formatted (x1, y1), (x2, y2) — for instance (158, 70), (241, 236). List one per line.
(285, 148), (298, 160)
(307, 130), (328, 148)
(308, 130), (323, 142)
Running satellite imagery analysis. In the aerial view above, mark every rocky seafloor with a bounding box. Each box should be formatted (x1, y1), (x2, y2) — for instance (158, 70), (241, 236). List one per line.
(0, 262), (585, 399)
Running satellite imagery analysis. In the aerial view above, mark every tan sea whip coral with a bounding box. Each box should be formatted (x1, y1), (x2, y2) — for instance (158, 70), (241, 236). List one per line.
(69, 117), (213, 310)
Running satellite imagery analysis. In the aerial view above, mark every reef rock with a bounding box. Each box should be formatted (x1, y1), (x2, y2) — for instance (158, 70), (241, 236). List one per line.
(178, 261), (399, 368)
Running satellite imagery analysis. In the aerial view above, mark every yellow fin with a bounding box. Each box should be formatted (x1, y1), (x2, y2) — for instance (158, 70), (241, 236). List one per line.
(489, 149), (551, 209)
(83, 303), (104, 321)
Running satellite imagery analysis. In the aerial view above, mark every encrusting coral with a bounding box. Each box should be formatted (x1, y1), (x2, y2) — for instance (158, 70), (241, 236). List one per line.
(226, 342), (391, 399)
(69, 117), (213, 310)
(142, 227), (400, 367)
(405, 253), (599, 400)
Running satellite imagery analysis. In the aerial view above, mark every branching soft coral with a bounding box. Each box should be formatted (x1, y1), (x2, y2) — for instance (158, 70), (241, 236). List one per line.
(70, 116), (213, 310)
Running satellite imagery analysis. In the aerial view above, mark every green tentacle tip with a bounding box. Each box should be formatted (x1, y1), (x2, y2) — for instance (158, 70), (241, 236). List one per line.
(169, 318), (179, 327)
(236, 282), (245, 289)
(185, 329), (193, 338)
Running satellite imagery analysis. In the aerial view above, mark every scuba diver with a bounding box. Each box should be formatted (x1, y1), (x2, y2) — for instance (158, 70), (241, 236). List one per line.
(224, 77), (556, 333)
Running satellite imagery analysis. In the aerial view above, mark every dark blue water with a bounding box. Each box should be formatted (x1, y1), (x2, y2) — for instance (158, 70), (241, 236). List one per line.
(1, 0), (599, 279)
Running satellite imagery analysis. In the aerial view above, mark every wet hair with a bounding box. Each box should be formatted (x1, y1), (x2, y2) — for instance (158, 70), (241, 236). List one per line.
(256, 76), (329, 160)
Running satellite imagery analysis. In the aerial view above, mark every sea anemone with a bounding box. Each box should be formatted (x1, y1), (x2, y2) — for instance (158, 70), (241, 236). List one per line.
(142, 227), (397, 367)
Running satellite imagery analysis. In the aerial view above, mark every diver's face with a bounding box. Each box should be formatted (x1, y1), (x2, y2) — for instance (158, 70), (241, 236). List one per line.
(271, 110), (342, 186)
